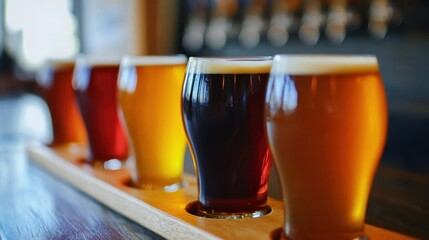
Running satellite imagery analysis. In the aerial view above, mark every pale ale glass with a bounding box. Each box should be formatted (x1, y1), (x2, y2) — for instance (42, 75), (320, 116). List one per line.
(265, 55), (388, 239)
(182, 57), (273, 218)
(118, 55), (187, 190)
(37, 59), (87, 147)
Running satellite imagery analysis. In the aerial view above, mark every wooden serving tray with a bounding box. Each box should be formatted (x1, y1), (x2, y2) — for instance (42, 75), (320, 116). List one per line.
(27, 142), (415, 240)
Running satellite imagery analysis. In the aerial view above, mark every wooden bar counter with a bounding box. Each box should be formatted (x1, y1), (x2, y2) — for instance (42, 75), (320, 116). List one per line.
(0, 94), (428, 239)
(17, 142), (420, 239)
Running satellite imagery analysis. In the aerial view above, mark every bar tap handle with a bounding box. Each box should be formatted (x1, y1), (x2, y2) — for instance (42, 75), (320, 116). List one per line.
(182, 0), (209, 52)
(299, 0), (324, 45)
(267, 0), (301, 47)
(205, 0), (238, 50)
(238, 0), (268, 48)
(325, 0), (349, 44)
(368, 0), (392, 39)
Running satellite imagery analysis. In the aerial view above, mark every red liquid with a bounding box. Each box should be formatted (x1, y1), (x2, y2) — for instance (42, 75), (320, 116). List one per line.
(74, 65), (128, 162)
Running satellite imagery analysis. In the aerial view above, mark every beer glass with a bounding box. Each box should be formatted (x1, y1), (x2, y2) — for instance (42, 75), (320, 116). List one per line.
(265, 55), (388, 239)
(182, 57), (273, 218)
(73, 56), (129, 170)
(37, 59), (87, 147)
(118, 55), (187, 190)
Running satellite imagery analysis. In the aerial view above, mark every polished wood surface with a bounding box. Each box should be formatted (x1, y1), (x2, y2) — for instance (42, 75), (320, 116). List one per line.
(0, 139), (162, 240)
(26, 142), (414, 240)
(367, 166), (429, 238)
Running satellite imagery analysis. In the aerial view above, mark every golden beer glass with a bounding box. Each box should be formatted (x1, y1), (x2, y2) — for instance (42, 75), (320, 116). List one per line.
(265, 55), (388, 239)
(118, 55), (187, 190)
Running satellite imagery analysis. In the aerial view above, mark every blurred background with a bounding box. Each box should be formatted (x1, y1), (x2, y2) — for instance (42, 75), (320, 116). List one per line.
(0, 0), (428, 204)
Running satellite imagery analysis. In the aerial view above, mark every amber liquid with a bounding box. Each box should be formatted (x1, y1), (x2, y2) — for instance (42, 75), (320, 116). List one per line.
(38, 65), (87, 146)
(74, 65), (128, 163)
(119, 64), (187, 187)
(182, 73), (272, 214)
(266, 73), (387, 239)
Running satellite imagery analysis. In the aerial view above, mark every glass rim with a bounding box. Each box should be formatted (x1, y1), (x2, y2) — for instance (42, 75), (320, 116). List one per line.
(189, 56), (272, 62)
(186, 56), (272, 74)
(121, 54), (187, 66)
(41, 58), (76, 69)
(271, 54), (379, 75)
(75, 54), (123, 66)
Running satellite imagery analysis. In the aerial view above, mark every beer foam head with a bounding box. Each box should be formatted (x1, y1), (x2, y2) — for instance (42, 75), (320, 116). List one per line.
(271, 55), (379, 75)
(43, 58), (75, 70)
(37, 58), (75, 86)
(75, 55), (122, 67)
(121, 55), (187, 67)
(186, 57), (272, 74)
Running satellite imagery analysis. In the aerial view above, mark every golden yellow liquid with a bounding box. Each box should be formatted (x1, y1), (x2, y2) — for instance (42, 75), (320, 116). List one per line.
(266, 72), (387, 239)
(119, 64), (187, 187)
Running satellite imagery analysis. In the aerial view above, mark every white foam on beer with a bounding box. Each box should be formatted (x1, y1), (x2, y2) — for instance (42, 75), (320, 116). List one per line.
(186, 57), (272, 74)
(37, 58), (75, 86)
(42, 58), (75, 70)
(271, 55), (379, 75)
(121, 55), (187, 66)
(75, 55), (123, 67)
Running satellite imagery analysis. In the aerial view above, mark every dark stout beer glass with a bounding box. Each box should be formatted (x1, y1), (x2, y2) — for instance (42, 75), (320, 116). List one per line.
(265, 55), (388, 239)
(182, 57), (273, 218)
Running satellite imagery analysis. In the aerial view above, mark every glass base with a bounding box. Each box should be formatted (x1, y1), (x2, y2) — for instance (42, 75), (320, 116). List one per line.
(91, 158), (127, 170)
(49, 142), (85, 153)
(196, 206), (272, 219)
(128, 179), (187, 192)
(281, 231), (368, 240)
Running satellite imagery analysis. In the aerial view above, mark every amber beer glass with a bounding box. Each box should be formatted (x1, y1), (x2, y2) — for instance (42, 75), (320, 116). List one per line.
(37, 60), (87, 146)
(265, 55), (388, 239)
(182, 57), (273, 218)
(118, 55), (187, 189)
(73, 56), (129, 169)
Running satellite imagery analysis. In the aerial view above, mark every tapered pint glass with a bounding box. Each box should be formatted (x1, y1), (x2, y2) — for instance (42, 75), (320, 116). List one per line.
(182, 57), (273, 218)
(118, 55), (187, 190)
(73, 56), (129, 169)
(265, 55), (388, 239)
(37, 59), (87, 147)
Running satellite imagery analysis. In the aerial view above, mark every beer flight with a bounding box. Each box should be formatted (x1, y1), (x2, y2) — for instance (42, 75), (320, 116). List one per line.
(37, 54), (387, 240)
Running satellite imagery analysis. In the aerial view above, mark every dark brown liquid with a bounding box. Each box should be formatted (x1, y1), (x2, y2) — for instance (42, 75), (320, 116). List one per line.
(182, 73), (272, 213)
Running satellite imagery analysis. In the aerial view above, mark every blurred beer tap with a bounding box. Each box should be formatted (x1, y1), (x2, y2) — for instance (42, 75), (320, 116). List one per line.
(182, 0), (209, 52)
(267, 0), (301, 47)
(325, 0), (349, 44)
(238, 0), (267, 48)
(299, 0), (324, 45)
(205, 0), (238, 50)
(368, 0), (396, 39)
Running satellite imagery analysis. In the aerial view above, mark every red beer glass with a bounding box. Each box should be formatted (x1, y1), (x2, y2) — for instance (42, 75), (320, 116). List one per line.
(73, 56), (129, 169)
